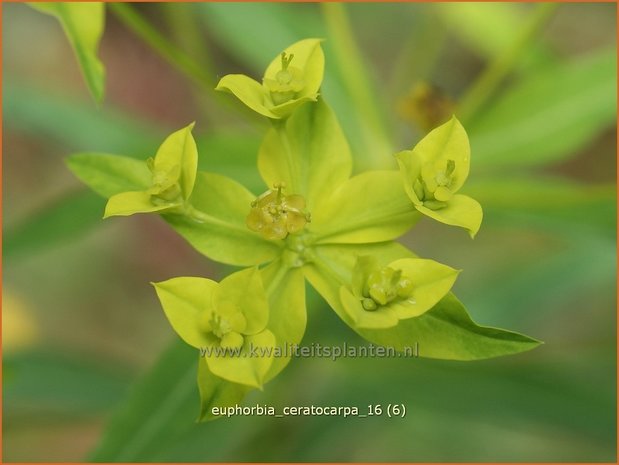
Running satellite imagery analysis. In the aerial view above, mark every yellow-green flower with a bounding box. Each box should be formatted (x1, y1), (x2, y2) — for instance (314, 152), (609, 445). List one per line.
(340, 256), (459, 329)
(104, 122), (198, 218)
(216, 39), (324, 119)
(153, 268), (275, 389)
(246, 182), (311, 240)
(396, 116), (483, 237)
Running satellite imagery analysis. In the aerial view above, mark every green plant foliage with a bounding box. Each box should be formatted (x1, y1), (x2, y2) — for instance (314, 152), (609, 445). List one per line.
(469, 49), (616, 168)
(29, 2), (106, 102)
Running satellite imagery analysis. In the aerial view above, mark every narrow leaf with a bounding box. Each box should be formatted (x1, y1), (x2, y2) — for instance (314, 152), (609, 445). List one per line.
(469, 49), (617, 168)
(29, 2), (106, 102)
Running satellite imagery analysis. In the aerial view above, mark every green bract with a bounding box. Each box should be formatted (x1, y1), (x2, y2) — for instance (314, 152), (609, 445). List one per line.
(153, 268), (275, 389)
(104, 123), (198, 219)
(396, 116), (483, 237)
(67, 39), (540, 421)
(215, 38), (325, 119)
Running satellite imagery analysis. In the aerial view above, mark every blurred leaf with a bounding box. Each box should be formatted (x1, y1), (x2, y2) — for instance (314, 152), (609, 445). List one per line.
(462, 237), (616, 327)
(29, 2), (106, 102)
(4, 350), (130, 418)
(3, 191), (104, 261)
(89, 340), (198, 461)
(200, 3), (321, 70)
(435, 3), (554, 69)
(469, 49), (616, 168)
(467, 176), (616, 237)
(4, 78), (160, 155)
(198, 359), (251, 422)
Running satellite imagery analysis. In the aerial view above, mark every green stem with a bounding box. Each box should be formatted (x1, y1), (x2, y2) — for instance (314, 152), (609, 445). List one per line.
(160, 3), (215, 77)
(109, 3), (213, 91)
(321, 3), (393, 169)
(457, 2), (559, 122)
(109, 3), (259, 129)
(388, 9), (447, 96)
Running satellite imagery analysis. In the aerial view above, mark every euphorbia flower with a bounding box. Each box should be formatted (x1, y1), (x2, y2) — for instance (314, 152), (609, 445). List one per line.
(215, 39), (324, 119)
(340, 256), (459, 329)
(153, 267), (275, 389)
(246, 182), (311, 240)
(395, 116), (483, 237)
(104, 122), (198, 218)
(68, 39), (540, 422)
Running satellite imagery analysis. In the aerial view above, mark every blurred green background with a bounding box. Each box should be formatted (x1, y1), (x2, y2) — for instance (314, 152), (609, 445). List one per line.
(3, 2), (616, 462)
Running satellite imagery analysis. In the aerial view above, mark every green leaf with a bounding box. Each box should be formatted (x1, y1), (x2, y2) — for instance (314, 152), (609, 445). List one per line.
(197, 358), (251, 422)
(66, 153), (152, 197)
(29, 2), (106, 102)
(466, 176), (616, 237)
(3, 191), (104, 262)
(164, 173), (283, 266)
(469, 49), (617, 168)
(4, 77), (160, 155)
(435, 2), (553, 70)
(4, 350), (130, 418)
(259, 99), (352, 210)
(153, 277), (219, 349)
(261, 261), (307, 382)
(416, 194), (483, 238)
(312, 171), (419, 243)
(357, 293), (542, 360)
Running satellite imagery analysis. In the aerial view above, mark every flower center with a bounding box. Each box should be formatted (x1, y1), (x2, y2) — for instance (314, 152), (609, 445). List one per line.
(361, 266), (414, 311)
(199, 302), (247, 350)
(413, 159), (456, 210)
(147, 157), (183, 205)
(265, 52), (305, 105)
(246, 182), (311, 240)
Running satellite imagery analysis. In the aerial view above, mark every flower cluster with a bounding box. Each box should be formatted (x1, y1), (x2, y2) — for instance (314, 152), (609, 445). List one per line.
(68, 38), (539, 421)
